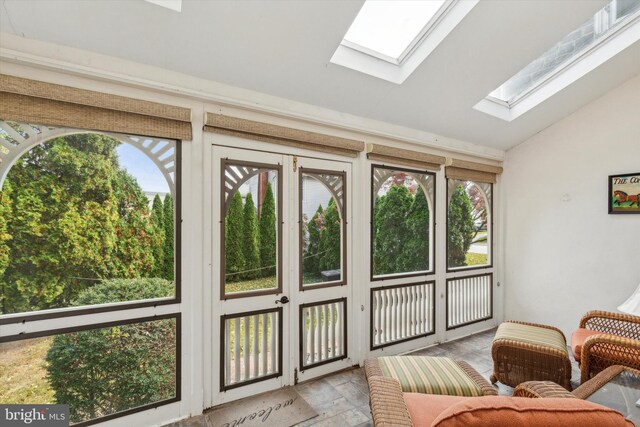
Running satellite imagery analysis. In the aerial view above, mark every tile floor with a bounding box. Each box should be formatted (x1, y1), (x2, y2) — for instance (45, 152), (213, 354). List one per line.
(172, 327), (582, 427)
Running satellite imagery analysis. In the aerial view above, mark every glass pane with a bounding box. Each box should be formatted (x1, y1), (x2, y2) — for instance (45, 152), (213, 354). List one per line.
(343, 0), (446, 61)
(447, 180), (491, 269)
(0, 317), (178, 424)
(301, 173), (344, 286)
(489, 0), (640, 103)
(223, 163), (279, 294)
(0, 124), (176, 315)
(372, 167), (434, 278)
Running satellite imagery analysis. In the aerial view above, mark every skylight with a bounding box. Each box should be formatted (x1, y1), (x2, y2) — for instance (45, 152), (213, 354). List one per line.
(488, 0), (640, 105)
(342, 0), (447, 64)
(331, 0), (478, 84)
(144, 0), (182, 13)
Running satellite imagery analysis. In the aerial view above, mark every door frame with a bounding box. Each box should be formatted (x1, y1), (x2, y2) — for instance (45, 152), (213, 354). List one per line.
(210, 146), (289, 406)
(203, 133), (360, 408)
(292, 155), (354, 384)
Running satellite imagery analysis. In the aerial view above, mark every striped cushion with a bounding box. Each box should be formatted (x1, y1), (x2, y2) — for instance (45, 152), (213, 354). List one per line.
(494, 322), (568, 355)
(378, 356), (483, 396)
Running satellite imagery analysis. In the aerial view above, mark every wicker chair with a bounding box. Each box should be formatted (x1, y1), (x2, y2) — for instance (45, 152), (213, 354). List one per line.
(572, 310), (640, 383)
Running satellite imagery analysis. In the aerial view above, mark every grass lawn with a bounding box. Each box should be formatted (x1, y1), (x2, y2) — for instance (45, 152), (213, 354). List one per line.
(465, 252), (487, 266)
(0, 337), (54, 404)
(226, 273), (328, 292)
(303, 272), (323, 285)
(226, 276), (277, 293)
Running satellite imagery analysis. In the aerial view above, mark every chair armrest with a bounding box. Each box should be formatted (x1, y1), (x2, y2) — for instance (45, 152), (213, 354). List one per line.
(573, 365), (626, 399)
(506, 320), (567, 343)
(368, 376), (412, 427)
(579, 310), (640, 338)
(364, 358), (384, 380)
(580, 334), (640, 383)
(514, 381), (576, 398)
(455, 360), (498, 396)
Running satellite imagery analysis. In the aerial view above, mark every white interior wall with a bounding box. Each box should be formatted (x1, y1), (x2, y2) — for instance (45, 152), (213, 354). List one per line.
(503, 72), (640, 337)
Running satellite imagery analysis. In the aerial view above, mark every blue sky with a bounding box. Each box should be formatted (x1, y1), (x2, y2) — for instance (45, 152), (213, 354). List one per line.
(116, 143), (170, 193)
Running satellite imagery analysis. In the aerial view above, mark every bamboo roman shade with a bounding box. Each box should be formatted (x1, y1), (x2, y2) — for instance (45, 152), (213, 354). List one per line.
(0, 74), (192, 140)
(366, 143), (446, 170)
(445, 158), (503, 183)
(204, 113), (364, 157)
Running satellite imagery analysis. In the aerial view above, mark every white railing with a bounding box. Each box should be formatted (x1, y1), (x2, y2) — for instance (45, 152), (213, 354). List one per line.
(371, 282), (435, 349)
(222, 309), (280, 389)
(301, 299), (346, 368)
(446, 273), (492, 329)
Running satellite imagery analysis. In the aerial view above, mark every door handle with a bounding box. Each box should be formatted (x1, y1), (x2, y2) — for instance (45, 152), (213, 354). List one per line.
(275, 296), (290, 305)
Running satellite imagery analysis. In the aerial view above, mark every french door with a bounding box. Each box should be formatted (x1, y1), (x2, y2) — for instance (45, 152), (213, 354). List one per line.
(211, 145), (352, 405)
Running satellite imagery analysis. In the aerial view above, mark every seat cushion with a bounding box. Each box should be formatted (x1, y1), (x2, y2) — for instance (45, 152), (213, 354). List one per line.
(431, 396), (634, 427)
(571, 328), (602, 361)
(378, 356), (483, 396)
(403, 393), (468, 426)
(493, 322), (568, 355)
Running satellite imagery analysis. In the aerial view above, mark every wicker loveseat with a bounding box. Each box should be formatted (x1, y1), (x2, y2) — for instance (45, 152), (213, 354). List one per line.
(571, 310), (640, 383)
(366, 367), (634, 427)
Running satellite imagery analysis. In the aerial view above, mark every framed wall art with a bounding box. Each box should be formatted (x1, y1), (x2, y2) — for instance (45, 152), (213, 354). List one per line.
(609, 172), (640, 214)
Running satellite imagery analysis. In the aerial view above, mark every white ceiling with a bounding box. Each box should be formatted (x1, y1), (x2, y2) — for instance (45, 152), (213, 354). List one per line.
(1, 0), (639, 150)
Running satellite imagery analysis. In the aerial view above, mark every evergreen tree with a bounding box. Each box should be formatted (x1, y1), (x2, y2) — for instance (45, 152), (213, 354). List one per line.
(150, 195), (166, 277)
(241, 193), (260, 279)
(225, 191), (244, 282)
(162, 195), (174, 281)
(448, 184), (475, 267)
(0, 180), (12, 286)
(111, 169), (159, 279)
(319, 199), (341, 272)
(400, 186), (430, 272)
(1, 134), (164, 313)
(259, 182), (277, 278)
(373, 185), (413, 275)
(303, 205), (324, 276)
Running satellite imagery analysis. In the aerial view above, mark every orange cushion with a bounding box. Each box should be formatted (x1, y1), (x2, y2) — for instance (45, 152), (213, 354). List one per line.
(431, 396), (633, 427)
(571, 328), (601, 361)
(403, 393), (468, 426)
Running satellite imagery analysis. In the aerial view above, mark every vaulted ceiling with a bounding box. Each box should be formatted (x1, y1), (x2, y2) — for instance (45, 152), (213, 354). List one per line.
(1, 0), (639, 150)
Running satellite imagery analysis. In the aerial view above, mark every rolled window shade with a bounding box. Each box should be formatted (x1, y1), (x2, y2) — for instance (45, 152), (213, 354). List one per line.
(204, 113), (364, 157)
(445, 159), (503, 184)
(366, 143), (446, 170)
(0, 74), (192, 140)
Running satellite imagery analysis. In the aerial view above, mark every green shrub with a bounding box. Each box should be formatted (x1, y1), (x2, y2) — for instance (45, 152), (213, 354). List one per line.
(46, 278), (176, 423)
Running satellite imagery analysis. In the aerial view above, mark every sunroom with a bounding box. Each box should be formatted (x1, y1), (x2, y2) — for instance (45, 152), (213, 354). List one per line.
(0, 1), (639, 426)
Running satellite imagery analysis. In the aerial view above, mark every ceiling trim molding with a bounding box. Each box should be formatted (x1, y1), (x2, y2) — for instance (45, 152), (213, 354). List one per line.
(0, 33), (505, 161)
